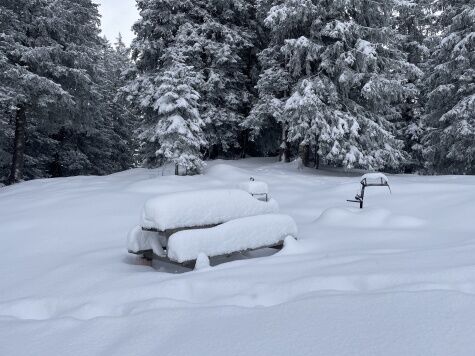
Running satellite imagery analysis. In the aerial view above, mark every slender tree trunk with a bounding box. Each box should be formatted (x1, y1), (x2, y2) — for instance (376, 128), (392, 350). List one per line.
(209, 145), (219, 160)
(9, 105), (27, 184)
(299, 142), (310, 167)
(240, 130), (248, 159)
(279, 123), (290, 162)
(175, 164), (179, 176)
(315, 134), (321, 170)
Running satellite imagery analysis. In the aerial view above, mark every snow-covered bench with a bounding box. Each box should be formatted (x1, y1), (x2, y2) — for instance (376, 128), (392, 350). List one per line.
(347, 173), (391, 209)
(238, 178), (269, 201)
(127, 188), (297, 268)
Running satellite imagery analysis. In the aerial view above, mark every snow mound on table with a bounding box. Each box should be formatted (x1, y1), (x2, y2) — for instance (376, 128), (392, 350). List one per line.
(280, 236), (305, 255)
(141, 189), (279, 231)
(238, 180), (269, 195)
(194, 253), (211, 270)
(361, 172), (389, 183)
(127, 226), (165, 256)
(167, 214), (298, 263)
(315, 207), (425, 229)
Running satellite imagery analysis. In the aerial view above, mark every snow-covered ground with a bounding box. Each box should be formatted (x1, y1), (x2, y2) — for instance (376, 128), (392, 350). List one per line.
(1, 158), (475, 356)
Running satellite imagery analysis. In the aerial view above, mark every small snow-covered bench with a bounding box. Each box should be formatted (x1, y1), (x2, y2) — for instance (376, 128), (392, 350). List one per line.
(238, 178), (269, 201)
(347, 173), (391, 209)
(361, 173), (390, 186)
(128, 188), (297, 269)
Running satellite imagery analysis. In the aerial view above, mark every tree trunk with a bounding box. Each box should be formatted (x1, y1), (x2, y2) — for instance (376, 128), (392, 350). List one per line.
(279, 124), (290, 162)
(9, 105), (27, 184)
(209, 145), (219, 160)
(240, 130), (248, 159)
(299, 142), (310, 167)
(315, 134), (321, 170)
(175, 164), (179, 176)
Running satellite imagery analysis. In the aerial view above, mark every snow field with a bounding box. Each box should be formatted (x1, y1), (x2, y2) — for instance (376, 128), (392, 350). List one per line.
(1, 158), (475, 355)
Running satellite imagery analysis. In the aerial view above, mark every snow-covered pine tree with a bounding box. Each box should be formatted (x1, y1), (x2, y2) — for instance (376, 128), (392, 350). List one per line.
(180, 0), (256, 158)
(0, 0), (73, 183)
(145, 54), (206, 175)
(0, 50), (14, 183)
(0, 55), (14, 183)
(422, 0), (475, 174)
(128, 0), (256, 169)
(89, 36), (136, 174)
(243, 0), (294, 162)
(394, 0), (433, 171)
(127, 0), (198, 168)
(247, 0), (420, 170)
(42, 0), (107, 177)
(0, 0), (132, 182)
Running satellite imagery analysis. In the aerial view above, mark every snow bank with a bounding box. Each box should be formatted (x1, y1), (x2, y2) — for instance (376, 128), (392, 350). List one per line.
(205, 163), (250, 181)
(361, 172), (389, 184)
(167, 214), (298, 263)
(141, 189), (279, 231)
(315, 207), (425, 229)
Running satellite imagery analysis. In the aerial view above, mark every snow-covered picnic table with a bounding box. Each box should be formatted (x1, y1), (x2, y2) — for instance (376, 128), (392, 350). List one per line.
(128, 188), (297, 268)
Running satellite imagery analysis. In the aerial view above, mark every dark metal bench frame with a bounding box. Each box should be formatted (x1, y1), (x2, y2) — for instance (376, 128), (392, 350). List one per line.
(347, 177), (391, 209)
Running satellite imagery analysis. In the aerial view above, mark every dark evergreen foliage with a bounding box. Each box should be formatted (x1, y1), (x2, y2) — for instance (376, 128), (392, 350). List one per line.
(1, 0), (474, 182)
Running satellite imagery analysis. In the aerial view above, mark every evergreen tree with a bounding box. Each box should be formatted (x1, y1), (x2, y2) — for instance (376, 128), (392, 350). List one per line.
(246, 0), (420, 170)
(128, 0), (256, 172)
(0, 0), (74, 183)
(394, 0), (433, 171)
(42, 0), (105, 177)
(151, 58), (206, 175)
(180, 0), (256, 158)
(89, 36), (136, 174)
(127, 0), (198, 168)
(422, 1), (475, 174)
(0, 0), (134, 183)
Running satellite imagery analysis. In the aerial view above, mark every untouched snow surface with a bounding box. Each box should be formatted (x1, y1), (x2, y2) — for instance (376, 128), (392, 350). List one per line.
(1, 158), (475, 355)
(167, 214), (298, 263)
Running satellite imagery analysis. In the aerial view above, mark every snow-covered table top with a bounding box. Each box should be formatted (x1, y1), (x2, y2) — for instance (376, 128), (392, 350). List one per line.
(238, 180), (269, 195)
(361, 173), (389, 184)
(141, 189), (279, 231)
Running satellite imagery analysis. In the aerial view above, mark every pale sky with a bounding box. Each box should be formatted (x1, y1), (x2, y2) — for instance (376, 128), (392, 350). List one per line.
(94, 0), (139, 45)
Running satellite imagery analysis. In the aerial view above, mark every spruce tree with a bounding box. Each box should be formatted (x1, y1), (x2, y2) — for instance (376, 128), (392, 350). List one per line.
(0, 0), (133, 182)
(422, 1), (475, 174)
(152, 58), (206, 175)
(183, 0), (256, 158)
(246, 0), (420, 170)
(89, 36), (136, 174)
(128, 0), (255, 171)
(0, 0), (73, 183)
